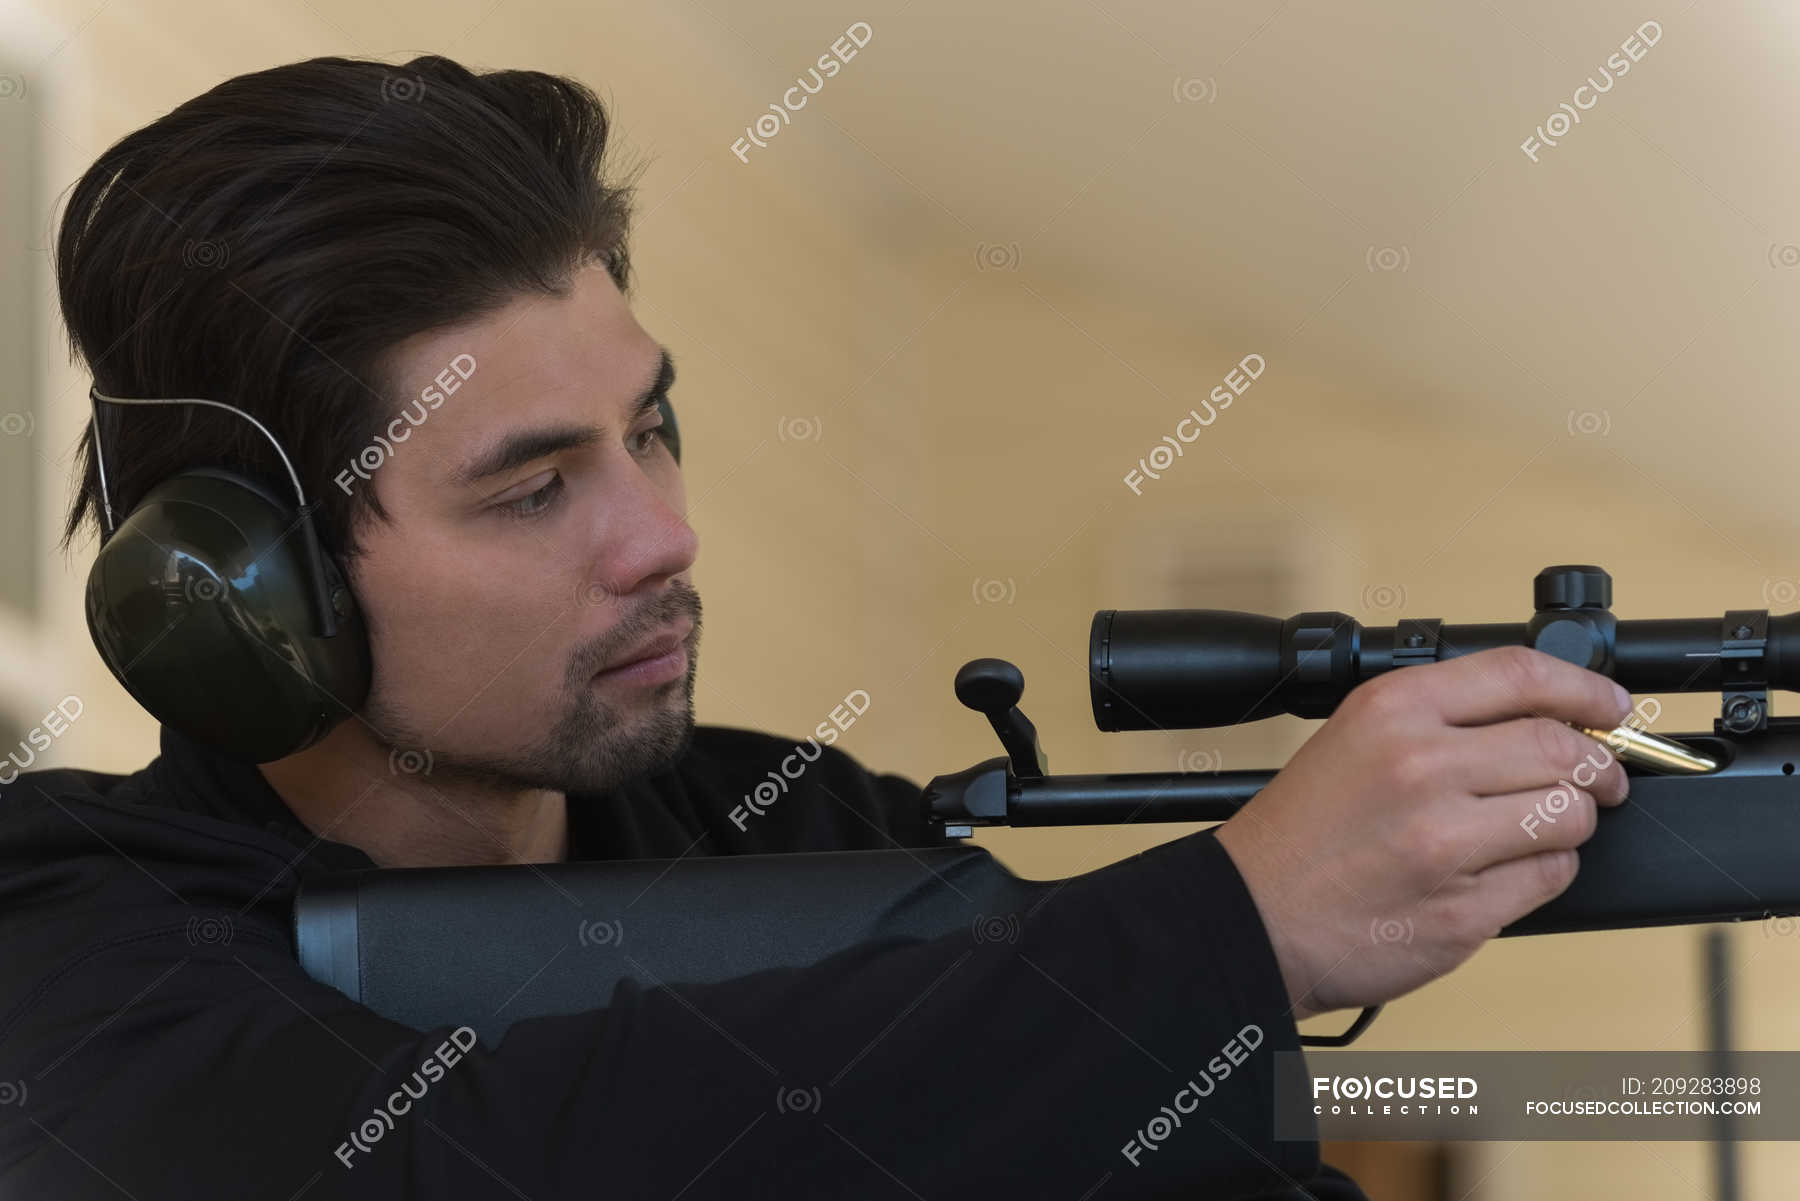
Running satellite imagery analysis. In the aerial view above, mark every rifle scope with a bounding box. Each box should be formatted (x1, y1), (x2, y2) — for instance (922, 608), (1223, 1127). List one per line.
(1090, 564), (1800, 732)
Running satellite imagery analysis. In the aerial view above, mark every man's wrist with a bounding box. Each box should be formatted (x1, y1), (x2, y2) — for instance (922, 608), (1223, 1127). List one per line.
(1214, 817), (1325, 1022)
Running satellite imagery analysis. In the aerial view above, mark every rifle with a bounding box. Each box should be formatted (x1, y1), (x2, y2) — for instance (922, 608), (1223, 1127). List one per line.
(296, 564), (1798, 1048)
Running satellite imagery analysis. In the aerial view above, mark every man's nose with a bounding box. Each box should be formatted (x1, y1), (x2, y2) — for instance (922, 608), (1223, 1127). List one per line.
(590, 468), (698, 597)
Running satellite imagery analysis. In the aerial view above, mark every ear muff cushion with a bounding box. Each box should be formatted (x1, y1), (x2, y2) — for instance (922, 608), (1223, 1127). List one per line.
(85, 469), (371, 762)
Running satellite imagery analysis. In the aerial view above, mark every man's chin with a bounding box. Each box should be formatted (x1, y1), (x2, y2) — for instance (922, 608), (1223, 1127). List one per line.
(624, 702), (696, 779)
(567, 688), (696, 791)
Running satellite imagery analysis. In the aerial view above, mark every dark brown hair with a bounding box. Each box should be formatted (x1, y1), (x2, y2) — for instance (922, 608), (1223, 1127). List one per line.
(54, 54), (642, 564)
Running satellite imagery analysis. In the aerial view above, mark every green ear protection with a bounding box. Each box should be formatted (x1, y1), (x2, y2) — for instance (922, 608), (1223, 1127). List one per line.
(85, 387), (372, 763)
(84, 386), (682, 764)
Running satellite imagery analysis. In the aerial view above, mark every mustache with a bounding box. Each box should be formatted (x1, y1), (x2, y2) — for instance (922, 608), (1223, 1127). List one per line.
(571, 580), (701, 681)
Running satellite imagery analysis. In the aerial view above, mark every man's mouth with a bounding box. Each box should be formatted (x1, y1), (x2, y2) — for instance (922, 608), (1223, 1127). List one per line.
(592, 620), (693, 686)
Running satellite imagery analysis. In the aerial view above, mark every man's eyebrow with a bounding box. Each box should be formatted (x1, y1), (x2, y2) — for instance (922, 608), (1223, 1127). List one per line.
(451, 347), (676, 488)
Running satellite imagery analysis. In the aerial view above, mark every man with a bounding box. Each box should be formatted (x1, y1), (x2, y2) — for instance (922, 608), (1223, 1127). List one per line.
(0, 54), (1630, 1199)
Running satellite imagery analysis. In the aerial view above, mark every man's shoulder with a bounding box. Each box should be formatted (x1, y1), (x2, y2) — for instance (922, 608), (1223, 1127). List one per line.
(0, 757), (306, 1036)
(0, 753), (303, 881)
(0, 760), (137, 823)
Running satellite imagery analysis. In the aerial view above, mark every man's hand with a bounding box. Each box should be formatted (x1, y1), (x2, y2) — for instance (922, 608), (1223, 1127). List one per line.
(1214, 645), (1633, 1020)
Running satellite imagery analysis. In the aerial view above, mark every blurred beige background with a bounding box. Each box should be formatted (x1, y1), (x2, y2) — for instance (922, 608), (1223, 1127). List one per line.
(4, 0), (1799, 1196)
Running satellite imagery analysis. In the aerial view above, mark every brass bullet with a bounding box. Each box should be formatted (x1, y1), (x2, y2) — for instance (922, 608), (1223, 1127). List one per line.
(1570, 721), (1718, 774)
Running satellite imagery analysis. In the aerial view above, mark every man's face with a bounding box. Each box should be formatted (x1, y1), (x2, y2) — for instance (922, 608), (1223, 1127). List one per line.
(346, 265), (701, 794)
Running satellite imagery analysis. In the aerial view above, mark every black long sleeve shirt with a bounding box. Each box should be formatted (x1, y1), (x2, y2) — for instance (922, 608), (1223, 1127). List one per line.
(0, 724), (1367, 1199)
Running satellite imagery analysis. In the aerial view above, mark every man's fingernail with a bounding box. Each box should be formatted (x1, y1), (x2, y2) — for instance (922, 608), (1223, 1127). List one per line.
(1613, 682), (1632, 716)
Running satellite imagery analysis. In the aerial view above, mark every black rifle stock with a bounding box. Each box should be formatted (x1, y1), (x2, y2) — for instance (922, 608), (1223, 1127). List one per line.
(297, 565), (1800, 1048)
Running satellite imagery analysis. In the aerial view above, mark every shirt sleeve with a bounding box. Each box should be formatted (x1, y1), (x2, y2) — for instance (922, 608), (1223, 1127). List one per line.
(0, 794), (1325, 1199)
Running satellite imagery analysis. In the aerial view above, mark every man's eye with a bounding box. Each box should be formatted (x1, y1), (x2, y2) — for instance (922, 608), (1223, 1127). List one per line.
(632, 422), (666, 457)
(498, 474), (564, 520)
